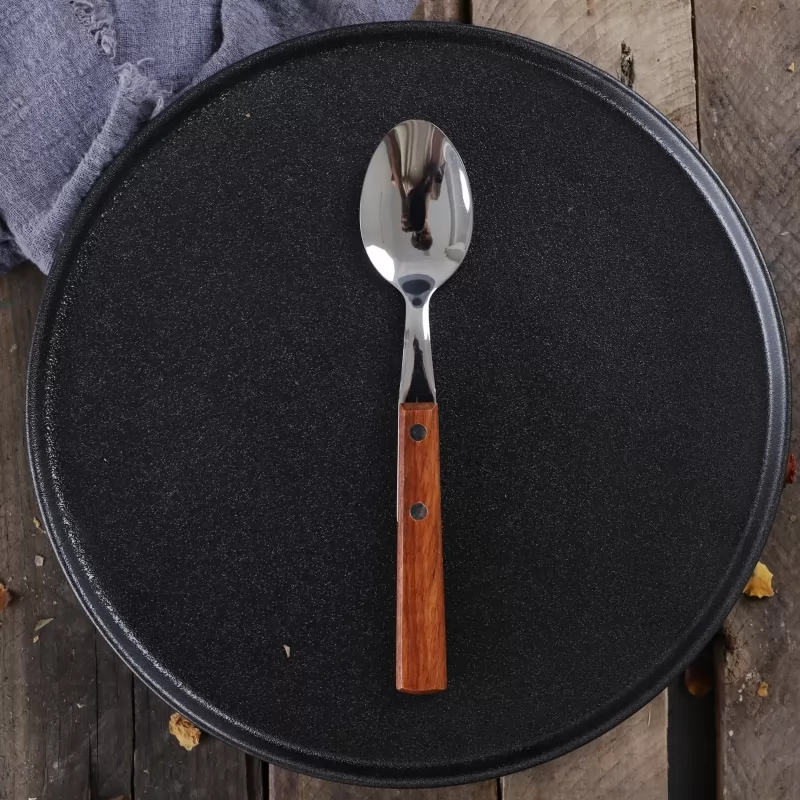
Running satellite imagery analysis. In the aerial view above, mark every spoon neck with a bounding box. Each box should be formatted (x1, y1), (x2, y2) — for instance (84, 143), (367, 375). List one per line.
(399, 298), (435, 404)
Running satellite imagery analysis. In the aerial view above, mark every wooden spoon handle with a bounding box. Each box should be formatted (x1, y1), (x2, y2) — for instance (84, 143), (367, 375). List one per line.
(396, 402), (447, 694)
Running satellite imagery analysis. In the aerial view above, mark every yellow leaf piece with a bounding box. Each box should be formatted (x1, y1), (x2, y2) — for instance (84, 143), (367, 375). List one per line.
(169, 713), (201, 751)
(757, 682), (769, 697)
(744, 562), (774, 597)
(789, 62), (796, 73)
(34, 617), (54, 632)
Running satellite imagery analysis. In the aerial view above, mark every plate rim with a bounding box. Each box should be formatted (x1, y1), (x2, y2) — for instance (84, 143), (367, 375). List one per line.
(26, 20), (791, 787)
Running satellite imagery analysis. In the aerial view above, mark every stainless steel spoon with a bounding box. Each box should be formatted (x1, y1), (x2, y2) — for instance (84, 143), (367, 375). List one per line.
(360, 120), (473, 694)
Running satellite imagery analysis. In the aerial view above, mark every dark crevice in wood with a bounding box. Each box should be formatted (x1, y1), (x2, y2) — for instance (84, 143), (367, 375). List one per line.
(246, 756), (264, 800)
(714, 637), (725, 800)
(130, 673), (137, 800)
(88, 718), (94, 800)
(689, 0), (702, 149)
(93, 633), (100, 800)
(667, 648), (716, 800)
(462, 0), (472, 23)
(496, 776), (504, 800)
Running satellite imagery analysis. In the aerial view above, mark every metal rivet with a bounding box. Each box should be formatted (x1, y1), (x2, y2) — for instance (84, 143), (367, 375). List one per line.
(410, 503), (428, 521)
(409, 424), (427, 441)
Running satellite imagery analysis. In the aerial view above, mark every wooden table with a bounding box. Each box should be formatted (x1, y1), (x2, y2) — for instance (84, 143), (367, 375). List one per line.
(2, 1), (798, 797)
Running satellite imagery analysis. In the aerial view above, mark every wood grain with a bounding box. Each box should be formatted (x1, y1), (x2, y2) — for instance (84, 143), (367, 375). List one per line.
(0, 263), (103, 800)
(473, 0), (698, 143)
(397, 402), (446, 694)
(92, 639), (135, 798)
(412, 0), (470, 21)
(271, 766), (497, 800)
(695, 1), (800, 797)
(501, 692), (668, 800)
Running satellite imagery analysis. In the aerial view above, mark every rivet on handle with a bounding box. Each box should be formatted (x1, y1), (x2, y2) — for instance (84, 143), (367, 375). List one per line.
(410, 502), (428, 520)
(409, 424), (428, 441)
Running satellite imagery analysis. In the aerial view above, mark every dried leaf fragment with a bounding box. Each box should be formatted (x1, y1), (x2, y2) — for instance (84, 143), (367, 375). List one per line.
(744, 562), (774, 598)
(757, 682), (769, 697)
(34, 617), (54, 632)
(33, 517), (41, 530)
(169, 713), (201, 751)
(789, 62), (796, 73)
(0, 584), (11, 613)
(785, 453), (797, 485)
(34, 555), (44, 567)
(283, 644), (291, 658)
(32, 635), (39, 644)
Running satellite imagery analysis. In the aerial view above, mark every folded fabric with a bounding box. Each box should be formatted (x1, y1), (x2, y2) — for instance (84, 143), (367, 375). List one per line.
(0, 0), (417, 273)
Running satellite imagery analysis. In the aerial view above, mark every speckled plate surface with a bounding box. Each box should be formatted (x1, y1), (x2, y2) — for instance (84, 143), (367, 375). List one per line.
(27, 23), (789, 787)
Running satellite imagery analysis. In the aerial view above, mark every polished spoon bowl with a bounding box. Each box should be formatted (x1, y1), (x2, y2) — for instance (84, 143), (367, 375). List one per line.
(360, 120), (474, 694)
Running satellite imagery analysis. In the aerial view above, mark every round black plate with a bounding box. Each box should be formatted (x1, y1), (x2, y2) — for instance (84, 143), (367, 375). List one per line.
(28, 23), (789, 787)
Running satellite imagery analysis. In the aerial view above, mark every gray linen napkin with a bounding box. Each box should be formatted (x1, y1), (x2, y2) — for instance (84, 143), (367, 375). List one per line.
(0, 0), (417, 273)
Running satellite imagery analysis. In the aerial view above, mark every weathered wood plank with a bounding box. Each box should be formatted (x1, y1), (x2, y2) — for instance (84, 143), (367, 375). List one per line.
(412, 0), (470, 20)
(0, 264), (96, 799)
(501, 693), (667, 800)
(0, 264), (106, 799)
(695, 2), (800, 798)
(271, 767), (497, 800)
(473, 0), (698, 143)
(92, 639), (134, 799)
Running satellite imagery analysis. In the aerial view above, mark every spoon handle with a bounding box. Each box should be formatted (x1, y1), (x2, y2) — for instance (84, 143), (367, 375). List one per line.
(396, 402), (447, 694)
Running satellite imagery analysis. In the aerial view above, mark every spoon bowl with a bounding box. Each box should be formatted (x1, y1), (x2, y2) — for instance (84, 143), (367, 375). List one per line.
(361, 120), (473, 307)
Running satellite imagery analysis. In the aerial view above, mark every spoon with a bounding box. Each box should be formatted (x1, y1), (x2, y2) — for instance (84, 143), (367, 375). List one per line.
(360, 120), (473, 694)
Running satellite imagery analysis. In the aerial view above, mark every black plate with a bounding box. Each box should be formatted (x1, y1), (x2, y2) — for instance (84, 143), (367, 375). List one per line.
(27, 22), (789, 787)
